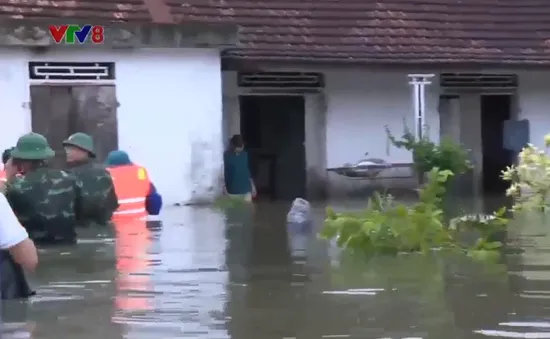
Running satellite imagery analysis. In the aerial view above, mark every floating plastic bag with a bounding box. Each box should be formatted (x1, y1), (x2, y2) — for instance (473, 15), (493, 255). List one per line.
(287, 198), (312, 257)
(286, 198), (311, 225)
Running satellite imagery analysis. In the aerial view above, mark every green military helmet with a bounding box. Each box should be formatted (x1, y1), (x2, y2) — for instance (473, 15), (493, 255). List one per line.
(10, 132), (55, 160)
(63, 132), (95, 157)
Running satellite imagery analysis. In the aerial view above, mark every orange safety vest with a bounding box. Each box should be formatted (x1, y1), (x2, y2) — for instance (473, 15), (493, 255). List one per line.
(107, 165), (151, 220)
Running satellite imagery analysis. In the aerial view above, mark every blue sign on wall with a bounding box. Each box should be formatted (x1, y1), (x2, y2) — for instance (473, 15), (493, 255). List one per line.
(503, 119), (529, 153)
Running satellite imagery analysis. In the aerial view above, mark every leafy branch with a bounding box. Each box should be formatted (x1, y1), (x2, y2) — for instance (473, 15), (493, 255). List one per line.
(385, 122), (471, 178)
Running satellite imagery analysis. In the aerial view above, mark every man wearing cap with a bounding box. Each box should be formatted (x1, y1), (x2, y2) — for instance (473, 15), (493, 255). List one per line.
(63, 132), (118, 226)
(2, 133), (80, 245)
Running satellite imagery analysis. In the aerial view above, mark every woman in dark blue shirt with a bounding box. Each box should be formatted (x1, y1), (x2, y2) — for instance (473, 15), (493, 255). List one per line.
(223, 135), (256, 202)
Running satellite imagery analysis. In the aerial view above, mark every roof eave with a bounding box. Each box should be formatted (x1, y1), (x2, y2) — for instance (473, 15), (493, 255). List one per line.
(222, 55), (550, 72)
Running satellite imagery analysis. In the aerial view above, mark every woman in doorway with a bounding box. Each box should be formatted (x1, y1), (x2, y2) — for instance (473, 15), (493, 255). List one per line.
(223, 135), (256, 202)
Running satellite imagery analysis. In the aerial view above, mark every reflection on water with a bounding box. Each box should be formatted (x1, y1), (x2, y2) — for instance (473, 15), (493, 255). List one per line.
(6, 199), (550, 338)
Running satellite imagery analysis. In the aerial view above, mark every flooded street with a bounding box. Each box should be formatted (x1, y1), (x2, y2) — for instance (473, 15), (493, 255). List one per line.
(5, 201), (550, 338)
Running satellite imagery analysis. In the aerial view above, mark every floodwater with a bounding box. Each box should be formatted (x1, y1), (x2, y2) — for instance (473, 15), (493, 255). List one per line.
(4, 200), (550, 339)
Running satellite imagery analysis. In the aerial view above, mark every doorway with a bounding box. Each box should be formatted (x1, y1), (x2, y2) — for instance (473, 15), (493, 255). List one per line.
(30, 85), (118, 168)
(239, 95), (306, 200)
(481, 95), (514, 194)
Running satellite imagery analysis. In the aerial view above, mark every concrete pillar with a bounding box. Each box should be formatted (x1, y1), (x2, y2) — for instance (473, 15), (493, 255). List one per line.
(222, 94), (240, 146)
(439, 96), (461, 143)
(459, 94), (483, 198)
(304, 93), (328, 198)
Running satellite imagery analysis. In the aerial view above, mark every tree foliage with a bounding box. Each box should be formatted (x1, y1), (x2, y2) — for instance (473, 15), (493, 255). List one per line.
(502, 135), (550, 213)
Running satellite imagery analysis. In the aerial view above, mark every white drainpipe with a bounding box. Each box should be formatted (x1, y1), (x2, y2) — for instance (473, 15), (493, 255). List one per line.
(408, 74), (435, 140)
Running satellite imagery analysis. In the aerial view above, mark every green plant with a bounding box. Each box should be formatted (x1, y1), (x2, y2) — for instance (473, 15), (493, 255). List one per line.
(321, 168), (455, 255)
(321, 168), (510, 261)
(449, 207), (509, 261)
(385, 123), (471, 179)
(502, 136), (550, 213)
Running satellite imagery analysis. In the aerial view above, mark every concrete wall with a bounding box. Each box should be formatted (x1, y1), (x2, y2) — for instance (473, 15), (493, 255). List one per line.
(0, 47), (223, 205)
(323, 71), (440, 195)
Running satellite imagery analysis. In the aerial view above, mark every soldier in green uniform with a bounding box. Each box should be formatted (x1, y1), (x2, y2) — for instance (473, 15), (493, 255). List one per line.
(3, 133), (80, 245)
(63, 132), (118, 226)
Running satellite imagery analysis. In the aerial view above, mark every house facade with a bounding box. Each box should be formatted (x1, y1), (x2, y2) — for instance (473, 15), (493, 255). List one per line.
(215, 0), (550, 199)
(223, 70), (550, 198)
(1, 1), (549, 203)
(0, 4), (237, 206)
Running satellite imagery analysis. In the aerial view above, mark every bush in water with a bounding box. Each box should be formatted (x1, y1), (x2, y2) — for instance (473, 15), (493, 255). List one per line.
(320, 168), (509, 260)
(502, 135), (550, 213)
(385, 122), (472, 180)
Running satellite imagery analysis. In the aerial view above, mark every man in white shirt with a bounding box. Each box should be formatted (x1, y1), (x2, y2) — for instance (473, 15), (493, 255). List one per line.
(0, 192), (37, 271)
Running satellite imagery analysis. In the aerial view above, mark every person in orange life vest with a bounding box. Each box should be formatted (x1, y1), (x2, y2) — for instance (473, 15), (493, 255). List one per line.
(105, 150), (162, 217)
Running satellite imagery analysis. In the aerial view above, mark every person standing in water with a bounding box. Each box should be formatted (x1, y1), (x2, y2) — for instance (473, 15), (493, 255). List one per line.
(62, 133), (118, 226)
(105, 150), (162, 217)
(2, 133), (80, 245)
(223, 135), (256, 202)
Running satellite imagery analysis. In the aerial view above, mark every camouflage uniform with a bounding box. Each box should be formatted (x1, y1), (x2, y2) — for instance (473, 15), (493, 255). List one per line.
(63, 133), (118, 225)
(5, 133), (80, 245)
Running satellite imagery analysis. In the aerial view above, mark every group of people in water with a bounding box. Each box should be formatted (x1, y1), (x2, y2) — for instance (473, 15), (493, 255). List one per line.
(0, 132), (254, 300)
(0, 131), (162, 299)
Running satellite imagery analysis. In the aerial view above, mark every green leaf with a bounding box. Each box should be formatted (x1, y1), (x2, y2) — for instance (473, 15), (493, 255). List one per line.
(467, 249), (501, 262)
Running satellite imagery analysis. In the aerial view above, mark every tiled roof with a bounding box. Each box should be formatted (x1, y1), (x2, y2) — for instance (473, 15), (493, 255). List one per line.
(171, 0), (550, 65)
(0, 0), (151, 21)
(2, 0), (550, 65)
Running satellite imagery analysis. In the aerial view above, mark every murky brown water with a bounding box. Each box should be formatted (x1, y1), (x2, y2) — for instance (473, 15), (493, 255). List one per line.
(3, 200), (550, 338)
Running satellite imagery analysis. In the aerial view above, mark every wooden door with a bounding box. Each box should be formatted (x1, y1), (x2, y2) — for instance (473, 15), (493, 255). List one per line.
(71, 86), (118, 162)
(30, 85), (118, 167)
(30, 85), (72, 168)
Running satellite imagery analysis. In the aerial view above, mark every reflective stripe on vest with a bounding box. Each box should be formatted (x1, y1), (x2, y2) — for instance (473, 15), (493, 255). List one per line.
(107, 165), (150, 219)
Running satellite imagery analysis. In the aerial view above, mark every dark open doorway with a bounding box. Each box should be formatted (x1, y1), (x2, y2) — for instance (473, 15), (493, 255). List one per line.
(481, 95), (514, 194)
(239, 95), (306, 200)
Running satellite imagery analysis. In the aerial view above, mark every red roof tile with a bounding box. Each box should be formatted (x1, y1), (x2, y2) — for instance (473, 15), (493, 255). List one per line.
(169, 0), (550, 65)
(2, 0), (550, 65)
(0, 0), (153, 22)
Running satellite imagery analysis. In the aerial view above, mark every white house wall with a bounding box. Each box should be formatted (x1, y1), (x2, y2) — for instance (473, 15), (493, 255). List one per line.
(324, 70), (440, 195)
(517, 71), (550, 148)
(0, 47), (223, 205)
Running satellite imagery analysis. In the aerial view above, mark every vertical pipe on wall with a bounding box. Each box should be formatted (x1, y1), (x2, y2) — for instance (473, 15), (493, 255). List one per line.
(411, 83), (420, 139)
(408, 74), (434, 140)
(418, 83), (428, 138)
